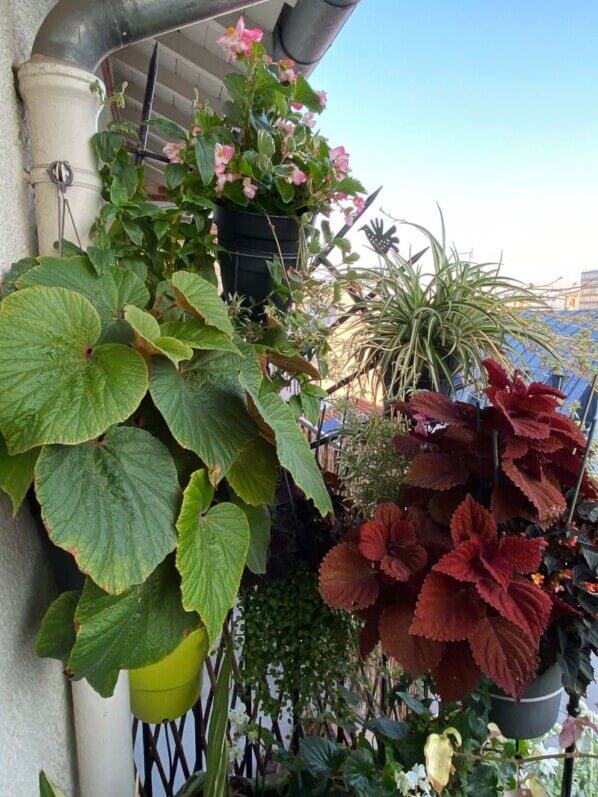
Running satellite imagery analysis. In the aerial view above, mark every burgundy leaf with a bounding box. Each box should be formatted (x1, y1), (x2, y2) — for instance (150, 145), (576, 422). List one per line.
(498, 535), (546, 574)
(379, 604), (444, 677)
(432, 642), (482, 702)
(410, 572), (486, 642)
(319, 543), (379, 611)
(450, 494), (497, 545)
(405, 453), (469, 491)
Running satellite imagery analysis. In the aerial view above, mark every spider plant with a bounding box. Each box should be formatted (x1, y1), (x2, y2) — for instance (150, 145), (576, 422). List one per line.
(349, 219), (558, 398)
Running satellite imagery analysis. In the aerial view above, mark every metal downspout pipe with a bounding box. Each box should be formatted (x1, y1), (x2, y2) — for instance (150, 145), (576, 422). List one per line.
(17, 3), (266, 795)
(273, 0), (361, 76)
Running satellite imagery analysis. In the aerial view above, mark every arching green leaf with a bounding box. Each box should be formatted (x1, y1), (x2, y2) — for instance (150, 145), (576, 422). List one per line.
(176, 470), (250, 647)
(232, 497), (271, 574)
(0, 434), (39, 514)
(0, 287), (148, 453)
(226, 436), (278, 506)
(124, 305), (193, 365)
(150, 353), (256, 478)
(36, 590), (80, 663)
(68, 557), (197, 697)
(35, 426), (179, 594)
(160, 319), (240, 354)
(238, 348), (332, 516)
(171, 270), (234, 337)
(39, 772), (67, 797)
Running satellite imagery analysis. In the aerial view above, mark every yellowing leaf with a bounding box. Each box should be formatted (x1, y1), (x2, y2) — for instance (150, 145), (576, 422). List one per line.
(424, 728), (461, 792)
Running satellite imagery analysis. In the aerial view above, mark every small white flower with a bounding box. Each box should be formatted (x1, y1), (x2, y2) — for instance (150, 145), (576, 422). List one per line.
(246, 729), (258, 742)
(228, 743), (242, 764)
(228, 707), (249, 731)
(394, 771), (411, 795)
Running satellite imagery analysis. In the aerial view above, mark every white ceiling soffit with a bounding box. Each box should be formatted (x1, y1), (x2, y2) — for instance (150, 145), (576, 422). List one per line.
(108, 0), (340, 194)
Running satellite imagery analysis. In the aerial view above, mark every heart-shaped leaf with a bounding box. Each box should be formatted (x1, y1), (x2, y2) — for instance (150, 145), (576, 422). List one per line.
(17, 257), (149, 342)
(171, 270), (234, 337)
(67, 557), (197, 696)
(35, 426), (179, 594)
(35, 590), (80, 663)
(226, 436), (278, 506)
(0, 286), (148, 453)
(176, 470), (250, 647)
(0, 434), (39, 514)
(124, 304), (193, 365)
(150, 353), (257, 478)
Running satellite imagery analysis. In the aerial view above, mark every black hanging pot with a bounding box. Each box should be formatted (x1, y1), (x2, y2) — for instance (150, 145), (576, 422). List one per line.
(488, 663), (563, 739)
(214, 204), (301, 312)
(383, 353), (462, 398)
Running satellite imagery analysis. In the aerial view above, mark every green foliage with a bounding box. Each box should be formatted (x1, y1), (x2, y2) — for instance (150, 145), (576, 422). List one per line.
(351, 217), (562, 398)
(238, 561), (361, 716)
(39, 772), (66, 797)
(0, 126), (332, 696)
(204, 639), (234, 797)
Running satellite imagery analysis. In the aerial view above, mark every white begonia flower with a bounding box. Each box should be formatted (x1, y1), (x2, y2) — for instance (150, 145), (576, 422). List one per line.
(228, 743), (242, 764)
(228, 707), (249, 731)
(394, 771), (411, 795)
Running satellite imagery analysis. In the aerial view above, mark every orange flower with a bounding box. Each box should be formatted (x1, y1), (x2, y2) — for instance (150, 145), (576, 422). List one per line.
(531, 572), (545, 586)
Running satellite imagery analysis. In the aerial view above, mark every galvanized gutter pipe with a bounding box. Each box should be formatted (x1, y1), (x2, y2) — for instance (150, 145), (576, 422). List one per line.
(273, 0), (361, 76)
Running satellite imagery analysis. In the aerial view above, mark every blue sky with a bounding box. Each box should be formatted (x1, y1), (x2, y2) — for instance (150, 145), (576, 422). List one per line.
(312, 0), (598, 288)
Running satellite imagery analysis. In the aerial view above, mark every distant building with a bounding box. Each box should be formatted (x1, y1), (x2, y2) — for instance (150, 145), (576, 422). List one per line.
(580, 270), (598, 309)
(565, 289), (580, 309)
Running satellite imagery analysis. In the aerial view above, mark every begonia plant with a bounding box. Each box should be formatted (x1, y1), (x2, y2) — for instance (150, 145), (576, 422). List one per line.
(156, 16), (366, 221)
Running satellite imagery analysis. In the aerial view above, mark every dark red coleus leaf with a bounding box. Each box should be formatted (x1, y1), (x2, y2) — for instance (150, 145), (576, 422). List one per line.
(428, 488), (468, 527)
(379, 603), (444, 677)
(469, 615), (539, 699)
(491, 478), (536, 524)
(319, 543), (379, 611)
(498, 535), (546, 573)
(483, 359), (510, 388)
(548, 414), (586, 448)
(406, 453), (469, 491)
(432, 642), (482, 702)
(502, 458), (566, 523)
(409, 391), (471, 426)
(450, 494), (497, 545)
(410, 572), (486, 642)
(393, 433), (425, 457)
(358, 504), (428, 582)
(502, 437), (529, 460)
(475, 576), (552, 642)
(434, 538), (485, 583)
(527, 382), (566, 399)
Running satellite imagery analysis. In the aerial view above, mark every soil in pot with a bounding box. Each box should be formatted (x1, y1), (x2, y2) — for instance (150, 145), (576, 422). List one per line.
(488, 663), (563, 739)
(129, 626), (209, 724)
(214, 204), (301, 313)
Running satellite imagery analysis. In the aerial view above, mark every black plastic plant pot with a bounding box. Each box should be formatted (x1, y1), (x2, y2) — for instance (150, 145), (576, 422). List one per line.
(488, 663), (563, 739)
(214, 204), (301, 312)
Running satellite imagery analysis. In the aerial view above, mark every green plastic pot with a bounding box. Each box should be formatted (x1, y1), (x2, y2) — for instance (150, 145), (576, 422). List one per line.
(129, 627), (209, 723)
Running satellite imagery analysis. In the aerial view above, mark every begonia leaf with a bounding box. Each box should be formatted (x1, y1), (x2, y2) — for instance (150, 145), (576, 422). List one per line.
(124, 304), (193, 365)
(35, 426), (179, 594)
(0, 286), (147, 453)
(319, 543), (379, 611)
(67, 557), (198, 697)
(171, 270), (234, 337)
(0, 434), (39, 514)
(226, 436), (278, 506)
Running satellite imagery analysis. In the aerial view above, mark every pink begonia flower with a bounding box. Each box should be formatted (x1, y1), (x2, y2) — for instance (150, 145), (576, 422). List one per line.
(287, 166), (308, 185)
(279, 58), (297, 83)
(317, 90), (328, 110)
(330, 145), (350, 178)
(290, 102), (304, 110)
(215, 143), (235, 167)
(191, 126), (202, 136)
(353, 195), (366, 212)
(163, 142), (184, 163)
(242, 177), (257, 199)
(217, 17), (263, 63)
(216, 171), (240, 193)
(302, 112), (316, 129)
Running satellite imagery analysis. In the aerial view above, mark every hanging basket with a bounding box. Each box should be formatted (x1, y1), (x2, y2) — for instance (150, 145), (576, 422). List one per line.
(129, 627), (209, 724)
(214, 204), (301, 311)
(488, 663), (563, 739)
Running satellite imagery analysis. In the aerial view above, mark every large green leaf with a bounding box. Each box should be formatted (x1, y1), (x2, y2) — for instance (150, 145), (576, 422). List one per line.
(35, 426), (179, 594)
(68, 557), (198, 697)
(0, 287), (148, 453)
(176, 470), (249, 647)
(226, 436), (278, 506)
(0, 434), (39, 514)
(124, 304), (193, 365)
(35, 590), (80, 663)
(150, 353), (257, 478)
(233, 498), (271, 575)
(238, 349), (332, 516)
(160, 319), (240, 354)
(171, 270), (234, 337)
(17, 256), (149, 341)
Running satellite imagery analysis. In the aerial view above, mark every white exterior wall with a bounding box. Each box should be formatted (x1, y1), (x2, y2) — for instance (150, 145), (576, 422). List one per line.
(0, 1), (79, 793)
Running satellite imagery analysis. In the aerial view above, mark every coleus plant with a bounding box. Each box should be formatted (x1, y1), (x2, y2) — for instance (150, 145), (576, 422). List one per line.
(156, 17), (366, 221)
(319, 361), (597, 702)
(0, 130), (332, 696)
